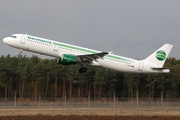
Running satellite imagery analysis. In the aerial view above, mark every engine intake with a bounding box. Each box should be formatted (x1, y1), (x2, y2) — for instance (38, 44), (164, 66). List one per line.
(57, 54), (77, 65)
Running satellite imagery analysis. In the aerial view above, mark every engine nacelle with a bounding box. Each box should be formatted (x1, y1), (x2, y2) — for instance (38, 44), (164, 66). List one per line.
(57, 54), (77, 65)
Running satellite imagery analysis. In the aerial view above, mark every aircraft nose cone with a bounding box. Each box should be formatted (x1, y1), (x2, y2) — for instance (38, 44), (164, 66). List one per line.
(3, 38), (6, 43)
(3, 37), (9, 44)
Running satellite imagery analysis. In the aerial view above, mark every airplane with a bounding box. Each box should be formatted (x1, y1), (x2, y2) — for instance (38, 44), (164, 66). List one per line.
(3, 34), (173, 73)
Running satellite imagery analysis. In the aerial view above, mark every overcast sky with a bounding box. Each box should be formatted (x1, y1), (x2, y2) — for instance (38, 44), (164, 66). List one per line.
(0, 0), (180, 59)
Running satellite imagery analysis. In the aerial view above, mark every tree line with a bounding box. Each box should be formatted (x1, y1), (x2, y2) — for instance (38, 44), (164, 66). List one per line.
(0, 55), (180, 101)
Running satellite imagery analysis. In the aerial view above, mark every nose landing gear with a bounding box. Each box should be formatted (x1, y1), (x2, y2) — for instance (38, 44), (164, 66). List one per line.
(18, 50), (23, 58)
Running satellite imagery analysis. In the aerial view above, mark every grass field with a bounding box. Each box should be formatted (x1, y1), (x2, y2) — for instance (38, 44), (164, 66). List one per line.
(0, 107), (179, 120)
(0, 107), (179, 116)
(0, 115), (180, 120)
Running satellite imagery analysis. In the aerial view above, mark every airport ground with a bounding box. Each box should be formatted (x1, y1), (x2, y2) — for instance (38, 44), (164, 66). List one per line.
(0, 108), (180, 120)
(0, 115), (180, 120)
(1, 97), (180, 120)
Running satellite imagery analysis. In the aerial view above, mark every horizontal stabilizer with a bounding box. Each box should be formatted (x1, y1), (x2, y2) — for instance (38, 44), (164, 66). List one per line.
(151, 67), (170, 73)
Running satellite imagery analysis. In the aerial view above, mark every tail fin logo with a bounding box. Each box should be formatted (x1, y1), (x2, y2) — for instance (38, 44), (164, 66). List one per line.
(156, 50), (166, 61)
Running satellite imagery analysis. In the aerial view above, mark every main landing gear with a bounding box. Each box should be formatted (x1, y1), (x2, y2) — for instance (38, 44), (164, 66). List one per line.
(79, 67), (87, 73)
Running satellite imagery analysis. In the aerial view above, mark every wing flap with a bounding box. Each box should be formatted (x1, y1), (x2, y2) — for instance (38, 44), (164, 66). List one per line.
(77, 52), (108, 63)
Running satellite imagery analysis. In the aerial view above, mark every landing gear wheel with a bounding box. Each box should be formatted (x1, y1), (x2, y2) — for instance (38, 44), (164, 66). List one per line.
(18, 54), (22, 58)
(79, 67), (87, 73)
(18, 50), (23, 58)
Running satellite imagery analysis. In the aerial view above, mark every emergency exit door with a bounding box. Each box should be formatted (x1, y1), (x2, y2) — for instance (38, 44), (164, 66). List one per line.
(54, 45), (58, 51)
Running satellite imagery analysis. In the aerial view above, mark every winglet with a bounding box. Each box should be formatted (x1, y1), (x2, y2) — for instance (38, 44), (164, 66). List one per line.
(144, 44), (173, 66)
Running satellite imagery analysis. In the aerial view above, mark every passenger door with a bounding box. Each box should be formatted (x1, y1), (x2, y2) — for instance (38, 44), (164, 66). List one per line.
(21, 34), (26, 44)
(138, 62), (144, 71)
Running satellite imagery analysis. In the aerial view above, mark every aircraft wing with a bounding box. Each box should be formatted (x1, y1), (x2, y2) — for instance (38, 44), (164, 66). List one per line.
(77, 52), (108, 62)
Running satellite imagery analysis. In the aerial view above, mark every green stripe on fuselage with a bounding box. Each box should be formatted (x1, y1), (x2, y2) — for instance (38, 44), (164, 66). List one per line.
(106, 54), (133, 62)
(53, 42), (96, 54)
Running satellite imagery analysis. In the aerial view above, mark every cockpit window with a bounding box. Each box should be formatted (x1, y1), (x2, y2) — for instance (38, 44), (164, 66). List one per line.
(11, 35), (17, 38)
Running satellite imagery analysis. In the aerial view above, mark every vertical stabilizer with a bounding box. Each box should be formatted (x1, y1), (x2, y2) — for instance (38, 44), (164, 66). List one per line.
(144, 44), (173, 67)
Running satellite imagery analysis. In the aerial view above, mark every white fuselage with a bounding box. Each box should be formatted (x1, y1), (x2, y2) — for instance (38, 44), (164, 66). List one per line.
(3, 34), (170, 73)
